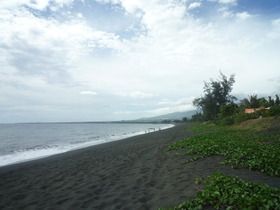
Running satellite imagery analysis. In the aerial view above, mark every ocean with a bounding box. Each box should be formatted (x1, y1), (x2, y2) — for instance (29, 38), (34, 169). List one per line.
(0, 122), (173, 167)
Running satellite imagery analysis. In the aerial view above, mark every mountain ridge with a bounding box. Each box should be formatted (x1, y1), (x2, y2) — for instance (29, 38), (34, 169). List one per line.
(130, 110), (196, 122)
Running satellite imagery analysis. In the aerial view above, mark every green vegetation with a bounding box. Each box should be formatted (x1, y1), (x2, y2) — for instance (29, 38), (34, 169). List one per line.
(163, 173), (280, 210)
(193, 73), (236, 121)
(192, 73), (280, 124)
(165, 120), (280, 210)
(166, 73), (280, 210)
(170, 122), (280, 176)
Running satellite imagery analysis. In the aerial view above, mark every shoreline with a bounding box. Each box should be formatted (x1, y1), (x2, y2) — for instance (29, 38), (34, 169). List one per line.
(0, 123), (195, 210)
(1, 123), (279, 210)
(0, 123), (174, 168)
(0, 123), (177, 173)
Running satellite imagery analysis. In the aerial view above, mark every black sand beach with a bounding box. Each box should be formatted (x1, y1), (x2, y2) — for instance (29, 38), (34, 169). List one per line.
(0, 124), (280, 210)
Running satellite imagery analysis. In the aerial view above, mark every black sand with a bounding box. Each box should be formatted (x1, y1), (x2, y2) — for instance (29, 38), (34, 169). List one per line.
(0, 124), (280, 210)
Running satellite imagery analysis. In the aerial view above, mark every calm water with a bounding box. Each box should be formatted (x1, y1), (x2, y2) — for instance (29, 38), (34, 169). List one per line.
(0, 123), (173, 167)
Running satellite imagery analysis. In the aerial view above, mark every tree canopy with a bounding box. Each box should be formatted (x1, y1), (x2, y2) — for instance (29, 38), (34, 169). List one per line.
(193, 73), (236, 121)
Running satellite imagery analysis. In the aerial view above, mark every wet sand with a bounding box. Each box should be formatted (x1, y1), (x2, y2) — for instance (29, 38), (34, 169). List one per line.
(0, 123), (279, 210)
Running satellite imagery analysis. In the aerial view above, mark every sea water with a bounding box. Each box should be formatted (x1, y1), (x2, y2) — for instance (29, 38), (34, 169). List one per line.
(0, 123), (173, 167)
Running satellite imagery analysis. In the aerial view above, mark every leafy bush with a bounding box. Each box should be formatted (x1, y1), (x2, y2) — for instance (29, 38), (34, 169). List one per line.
(163, 173), (280, 210)
(169, 124), (280, 176)
(270, 105), (280, 116)
(234, 112), (260, 123)
(218, 116), (235, 125)
(219, 103), (238, 118)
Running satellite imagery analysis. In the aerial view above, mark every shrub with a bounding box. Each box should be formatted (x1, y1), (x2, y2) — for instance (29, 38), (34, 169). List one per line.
(219, 116), (235, 125)
(164, 173), (280, 210)
(270, 105), (280, 116)
(170, 125), (280, 176)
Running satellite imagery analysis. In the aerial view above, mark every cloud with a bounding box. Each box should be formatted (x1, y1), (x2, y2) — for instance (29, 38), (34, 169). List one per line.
(80, 91), (98, 95)
(145, 102), (194, 116)
(0, 0), (74, 10)
(236, 12), (252, 20)
(113, 97), (195, 117)
(155, 97), (195, 113)
(116, 91), (155, 99)
(113, 110), (136, 115)
(219, 0), (237, 4)
(157, 97), (195, 106)
(272, 18), (280, 26)
(218, 6), (253, 20)
(0, 7), (123, 83)
(0, 0), (280, 122)
(188, 2), (202, 10)
(210, 0), (237, 5)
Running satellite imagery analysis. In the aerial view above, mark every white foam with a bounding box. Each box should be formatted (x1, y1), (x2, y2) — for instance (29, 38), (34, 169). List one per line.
(0, 124), (174, 167)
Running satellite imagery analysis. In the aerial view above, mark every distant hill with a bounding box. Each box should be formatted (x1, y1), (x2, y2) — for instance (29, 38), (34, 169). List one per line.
(132, 110), (196, 123)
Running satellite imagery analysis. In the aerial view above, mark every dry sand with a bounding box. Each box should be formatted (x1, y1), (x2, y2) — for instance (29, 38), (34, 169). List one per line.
(0, 123), (279, 210)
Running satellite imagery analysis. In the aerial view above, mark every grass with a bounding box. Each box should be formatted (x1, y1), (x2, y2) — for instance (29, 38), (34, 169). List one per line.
(169, 121), (280, 176)
(162, 173), (280, 210)
(163, 118), (280, 210)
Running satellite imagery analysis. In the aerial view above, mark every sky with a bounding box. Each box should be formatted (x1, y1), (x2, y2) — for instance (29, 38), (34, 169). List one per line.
(0, 0), (280, 123)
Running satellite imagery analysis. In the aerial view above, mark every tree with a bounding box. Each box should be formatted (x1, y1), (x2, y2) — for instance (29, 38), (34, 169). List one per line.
(258, 97), (268, 108)
(219, 103), (238, 118)
(191, 112), (203, 121)
(276, 94), (280, 106)
(193, 72), (236, 120)
(268, 96), (275, 107)
(240, 95), (259, 108)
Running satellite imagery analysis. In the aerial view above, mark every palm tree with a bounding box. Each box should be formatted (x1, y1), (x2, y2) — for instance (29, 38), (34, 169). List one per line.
(240, 95), (259, 108)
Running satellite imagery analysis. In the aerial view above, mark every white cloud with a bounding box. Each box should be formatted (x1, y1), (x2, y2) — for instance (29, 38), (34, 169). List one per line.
(272, 18), (280, 26)
(219, 0), (237, 4)
(145, 103), (194, 116)
(113, 97), (194, 117)
(188, 2), (201, 10)
(218, 7), (252, 20)
(113, 110), (136, 115)
(116, 91), (155, 99)
(0, 0), (280, 122)
(0, 7), (123, 81)
(155, 97), (195, 113)
(218, 7), (234, 17)
(0, 0), (74, 10)
(80, 91), (98, 95)
(267, 18), (280, 40)
(236, 12), (252, 20)
(211, 0), (237, 5)
(157, 97), (195, 107)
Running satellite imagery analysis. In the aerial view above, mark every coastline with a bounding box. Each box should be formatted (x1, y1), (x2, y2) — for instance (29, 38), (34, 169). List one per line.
(1, 123), (279, 210)
(0, 123), (174, 168)
(0, 123), (177, 173)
